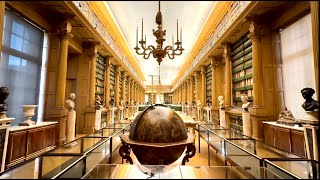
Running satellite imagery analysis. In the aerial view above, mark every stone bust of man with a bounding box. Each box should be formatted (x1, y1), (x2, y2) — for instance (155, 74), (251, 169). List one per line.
(301, 87), (319, 111)
(218, 95), (224, 108)
(95, 95), (102, 110)
(0, 87), (9, 112)
(197, 100), (201, 108)
(241, 94), (250, 111)
(66, 93), (76, 111)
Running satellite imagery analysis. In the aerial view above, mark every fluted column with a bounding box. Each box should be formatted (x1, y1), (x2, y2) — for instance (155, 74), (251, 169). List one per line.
(0, 2), (5, 54)
(86, 41), (100, 107)
(189, 78), (193, 104)
(195, 73), (200, 103)
(105, 58), (111, 108)
(56, 18), (73, 108)
(311, 1), (319, 98)
(115, 65), (120, 107)
(132, 81), (136, 103)
(248, 20), (263, 108)
(201, 66), (206, 105)
(122, 72), (127, 104)
(211, 57), (218, 107)
(127, 77), (131, 106)
(223, 43), (232, 108)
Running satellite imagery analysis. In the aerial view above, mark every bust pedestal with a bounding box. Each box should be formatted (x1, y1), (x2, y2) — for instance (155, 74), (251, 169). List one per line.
(66, 110), (76, 143)
(0, 118), (14, 126)
(119, 106), (124, 120)
(219, 108), (226, 127)
(197, 108), (202, 121)
(242, 111), (252, 137)
(95, 109), (101, 131)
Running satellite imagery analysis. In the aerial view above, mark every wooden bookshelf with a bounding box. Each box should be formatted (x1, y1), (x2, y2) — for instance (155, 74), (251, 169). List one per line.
(125, 77), (128, 105)
(205, 63), (212, 104)
(230, 114), (243, 134)
(231, 32), (253, 107)
(193, 76), (196, 104)
(119, 71), (123, 102)
(164, 93), (172, 104)
(110, 63), (116, 105)
(95, 53), (106, 105)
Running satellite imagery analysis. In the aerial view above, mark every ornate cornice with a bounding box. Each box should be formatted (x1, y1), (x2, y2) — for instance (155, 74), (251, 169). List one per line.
(71, 1), (145, 89)
(171, 1), (252, 92)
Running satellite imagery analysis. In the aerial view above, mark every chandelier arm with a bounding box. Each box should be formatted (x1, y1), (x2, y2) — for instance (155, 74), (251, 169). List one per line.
(149, 45), (156, 51)
(135, 47), (146, 55)
(135, 49), (144, 55)
(143, 48), (153, 59)
(174, 49), (183, 56)
(166, 51), (175, 59)
(163, 45), (173, 52)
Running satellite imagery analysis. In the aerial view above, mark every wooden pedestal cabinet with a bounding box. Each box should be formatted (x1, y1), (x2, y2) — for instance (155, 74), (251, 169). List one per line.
(5, 123), (57, 169)
(263, 123), (306, 157)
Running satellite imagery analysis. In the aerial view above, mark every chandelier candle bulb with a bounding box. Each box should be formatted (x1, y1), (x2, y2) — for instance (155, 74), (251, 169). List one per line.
(172, 35), (174, 48)
(141, 18), (144, 41)
(136, 26), (138, 46)
(145, 34), (146, 45)
(177, 19), (179, 42)
(180, 27), (182, 45)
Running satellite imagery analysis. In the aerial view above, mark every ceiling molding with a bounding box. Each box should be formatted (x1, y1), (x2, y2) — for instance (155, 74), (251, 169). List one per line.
(171, 1), (233, 86)
(88, 1), (146, 81)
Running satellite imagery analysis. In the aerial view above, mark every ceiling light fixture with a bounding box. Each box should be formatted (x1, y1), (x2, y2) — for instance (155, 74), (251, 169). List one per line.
(134, 1), (184, 65)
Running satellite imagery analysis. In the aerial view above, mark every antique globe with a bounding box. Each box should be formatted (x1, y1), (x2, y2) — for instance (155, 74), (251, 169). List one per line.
(128, 104), (188, 165)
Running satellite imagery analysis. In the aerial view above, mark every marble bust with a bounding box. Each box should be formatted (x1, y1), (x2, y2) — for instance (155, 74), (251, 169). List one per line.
(66, 93), (76, 111)
(218, 95), (224, 108)
(301, 87), (319, 111)
(241, 94), (250, 111)
(197, 100), (201, 108)
(0, 87), (9, 118)
(95, 95), (102, 110)
(120, 100), (124, 107)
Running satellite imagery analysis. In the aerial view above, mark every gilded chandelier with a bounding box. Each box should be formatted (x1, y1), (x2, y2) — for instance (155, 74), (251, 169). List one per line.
(134, 1), (184, 65)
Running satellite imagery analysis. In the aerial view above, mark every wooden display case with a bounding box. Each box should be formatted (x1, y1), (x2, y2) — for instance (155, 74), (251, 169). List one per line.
(231, 32), (253, 107)
(95, 54), (106, 105)
(263, 122), (306, 158)
(5, 122), (57, 170)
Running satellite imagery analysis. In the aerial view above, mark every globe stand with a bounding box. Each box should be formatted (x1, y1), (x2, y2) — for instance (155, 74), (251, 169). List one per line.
(119, 133), (196, 165)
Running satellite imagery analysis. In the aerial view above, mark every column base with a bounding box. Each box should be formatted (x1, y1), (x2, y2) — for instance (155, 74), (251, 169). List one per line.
(83, 106), (96, 134)
(44, 107), (68, 143)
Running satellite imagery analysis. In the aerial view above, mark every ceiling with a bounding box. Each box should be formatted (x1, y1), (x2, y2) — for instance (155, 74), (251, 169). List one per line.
(105, 1), (216, 86)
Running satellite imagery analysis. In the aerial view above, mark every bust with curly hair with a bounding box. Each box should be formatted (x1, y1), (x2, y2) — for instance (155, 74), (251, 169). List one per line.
(301, 87), (319, 111)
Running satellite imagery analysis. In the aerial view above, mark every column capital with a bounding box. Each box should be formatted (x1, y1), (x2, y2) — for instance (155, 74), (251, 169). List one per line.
(115, 64), (121, 72)
(60, 31), (73, 40)
(209, 56), (219, 65)
(84, 41), (100, 59)
(247, 17), (263, 41)
(58, 15), (74, 36)
(221, 42), (231, 58)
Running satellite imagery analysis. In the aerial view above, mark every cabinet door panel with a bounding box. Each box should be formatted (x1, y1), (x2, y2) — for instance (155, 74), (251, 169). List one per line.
(45, 124), (56, 148)
(26, 127), (46, 156)
(5, 131), (27, 166)
(263, 124), (274, 146)
(291, 130), (306, 157)
(274, 126), (291, 152)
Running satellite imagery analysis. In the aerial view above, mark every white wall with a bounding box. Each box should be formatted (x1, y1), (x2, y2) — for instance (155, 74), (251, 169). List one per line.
(280, 13), (316, 119)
